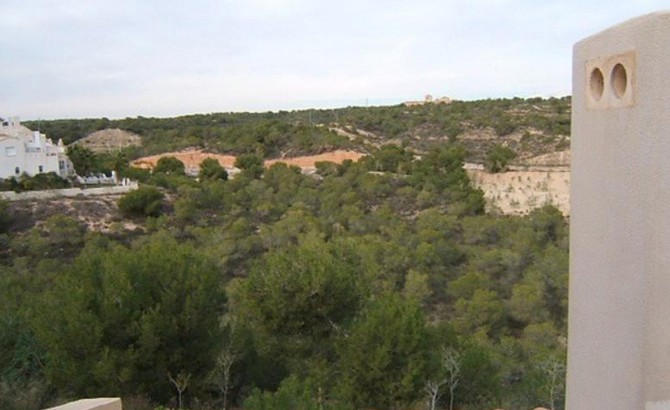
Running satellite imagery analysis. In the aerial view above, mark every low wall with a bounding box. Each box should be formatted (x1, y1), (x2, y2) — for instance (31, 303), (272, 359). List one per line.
(44, 397), (122, 410)
(0, 184), (138, 202)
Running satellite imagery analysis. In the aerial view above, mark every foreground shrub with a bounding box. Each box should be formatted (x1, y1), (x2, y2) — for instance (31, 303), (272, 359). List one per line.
(118, 186), (165, 217)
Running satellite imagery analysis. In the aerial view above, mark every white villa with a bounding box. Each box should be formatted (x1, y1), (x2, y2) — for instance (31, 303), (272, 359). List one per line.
(0, 116), (74, 179)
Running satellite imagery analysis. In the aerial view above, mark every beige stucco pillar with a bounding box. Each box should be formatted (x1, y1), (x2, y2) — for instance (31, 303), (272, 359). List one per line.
(43, 398), (122, 410)
(568, 10), (670, 410)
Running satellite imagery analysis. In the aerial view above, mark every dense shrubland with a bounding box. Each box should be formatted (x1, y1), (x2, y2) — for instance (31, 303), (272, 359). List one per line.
(0, 140), (568, 410)
(2, 99), (570, 409)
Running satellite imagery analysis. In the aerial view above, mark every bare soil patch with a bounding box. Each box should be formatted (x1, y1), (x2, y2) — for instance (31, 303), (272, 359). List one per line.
(131, 150), (238, 174)
(265, 150), (366, 169)
(131, 149), (366, 171)
(73, 128), (141, 153)
(9, 195), (138, 232)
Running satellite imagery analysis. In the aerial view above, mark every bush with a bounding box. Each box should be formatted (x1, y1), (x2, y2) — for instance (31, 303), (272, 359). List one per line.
(32, 232), (225, 402)
(0, 200), (10, 233)
(122, 167), (152, 183)
(235, 153), (264, 179)
(244, 376), (349, 410)
(484, 145), (517, 173)
(0, 178), (18, 192)
(493, 118), (516, 136)
(154, 156), (185, 175)
(118, 186), (165, 217)
(199, 158), (228, 181)
(67, 144), (98, 176)
(3, 173), (70, 192)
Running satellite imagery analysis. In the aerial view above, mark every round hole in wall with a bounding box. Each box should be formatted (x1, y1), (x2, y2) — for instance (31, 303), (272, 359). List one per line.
(611, 63), (628, 99)
(589, 67), (604, 101)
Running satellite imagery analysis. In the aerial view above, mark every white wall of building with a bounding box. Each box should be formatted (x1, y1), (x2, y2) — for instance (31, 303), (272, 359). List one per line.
(0, 117), (73, 179)
(568, 11), (670, 410)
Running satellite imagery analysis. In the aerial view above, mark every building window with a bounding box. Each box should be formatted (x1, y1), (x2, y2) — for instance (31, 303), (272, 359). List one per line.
(15, 167), (20, 175)
(38, 165), (44, 173)
(5, 146), (16, 156)
(59, 160), (65, 169)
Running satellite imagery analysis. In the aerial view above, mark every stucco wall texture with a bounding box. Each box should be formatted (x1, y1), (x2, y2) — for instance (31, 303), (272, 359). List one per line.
(44, 398), (122, 410)
(568, 10), (670, 410)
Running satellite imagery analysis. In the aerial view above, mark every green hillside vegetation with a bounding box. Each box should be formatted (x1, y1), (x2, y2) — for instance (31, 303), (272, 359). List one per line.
(24, 96), (570, 164)
(1, 98), (570, 410)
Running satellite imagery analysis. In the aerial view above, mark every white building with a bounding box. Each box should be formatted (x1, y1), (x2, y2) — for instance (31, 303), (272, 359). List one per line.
(0, 116), (74, 179)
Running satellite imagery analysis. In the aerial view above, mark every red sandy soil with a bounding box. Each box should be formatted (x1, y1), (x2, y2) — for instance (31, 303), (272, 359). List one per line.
(131, 149), (365, 170)
(131, 150), (238, 169)
(265, 150), (365, 168)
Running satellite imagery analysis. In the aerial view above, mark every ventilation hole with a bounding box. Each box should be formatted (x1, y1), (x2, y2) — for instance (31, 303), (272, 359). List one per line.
(611, 63), (628, 99)
(589, 68), (604, 101)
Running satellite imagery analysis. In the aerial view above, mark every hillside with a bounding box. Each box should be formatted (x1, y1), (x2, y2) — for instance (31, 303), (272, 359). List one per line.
(24, 96), (570, 163)
(24, 97), (572, 215)
(3, 98), (571, 409)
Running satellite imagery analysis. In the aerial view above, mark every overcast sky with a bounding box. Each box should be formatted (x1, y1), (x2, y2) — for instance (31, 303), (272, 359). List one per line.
(1, 1), (668, 119)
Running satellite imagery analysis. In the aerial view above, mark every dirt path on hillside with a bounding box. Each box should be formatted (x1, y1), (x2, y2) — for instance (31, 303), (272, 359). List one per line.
(265, 151), (365, 168)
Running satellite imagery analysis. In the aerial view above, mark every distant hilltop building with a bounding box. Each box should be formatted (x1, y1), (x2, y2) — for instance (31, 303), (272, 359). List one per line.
(403, 94), (453, 107)
(0, 116), (74, 179)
